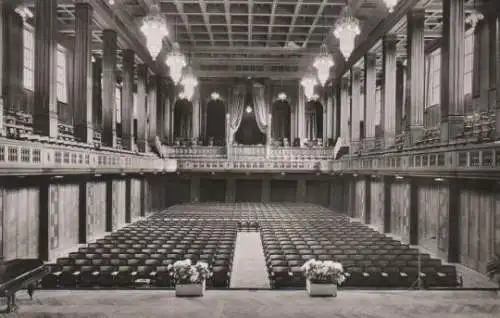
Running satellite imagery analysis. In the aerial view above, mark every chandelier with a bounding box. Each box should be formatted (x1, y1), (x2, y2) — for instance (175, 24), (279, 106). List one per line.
(140, 4), (168, 60)
(300, 71), (318, 101)
(211, 92), (220, 100)
(180, 66), (198, 101)
(333, 9), (361, 60)
(382, 0), (398, 13)
(166, 43), (186, 84)
(313, 43), (334, 86)
(277, 92), (287, 101)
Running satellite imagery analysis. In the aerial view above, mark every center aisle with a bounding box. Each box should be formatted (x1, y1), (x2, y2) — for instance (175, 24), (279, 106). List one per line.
(229, 231), (271, 289)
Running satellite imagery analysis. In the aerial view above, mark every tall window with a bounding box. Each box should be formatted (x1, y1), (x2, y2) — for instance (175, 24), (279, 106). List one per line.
(23, 27), (34, 91)
(426, 49), (441, 107)
(56, 47), (68, 103)
(464, 30), (474, 95)
(115, 86), (122, 123)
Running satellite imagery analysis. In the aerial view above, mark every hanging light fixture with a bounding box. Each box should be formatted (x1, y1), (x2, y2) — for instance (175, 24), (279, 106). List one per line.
(140, 4), (168, 60)
(333, 8), (361, 60)
(313, 43), (334, 86)
(166, 43), (186, 84)
(382, 0), (398, 13)
(277, 92), (287, 101)
(180, 65), (198, 101)
(300, 70), (318, 101)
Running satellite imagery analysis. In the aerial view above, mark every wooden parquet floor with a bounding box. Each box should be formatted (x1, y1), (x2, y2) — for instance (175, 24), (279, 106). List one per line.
(2, 289), (499, 318)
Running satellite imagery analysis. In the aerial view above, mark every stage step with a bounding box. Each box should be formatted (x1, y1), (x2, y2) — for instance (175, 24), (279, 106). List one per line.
(230, 231), (270, 289)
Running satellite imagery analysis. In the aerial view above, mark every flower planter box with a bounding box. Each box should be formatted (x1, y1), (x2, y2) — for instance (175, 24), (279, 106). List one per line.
(175, 280), (206, 297)
(306, 279), (337, 297)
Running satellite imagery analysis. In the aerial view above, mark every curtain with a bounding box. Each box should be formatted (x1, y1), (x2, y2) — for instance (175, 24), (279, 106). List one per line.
(228, 84), (245, 142)
(253, 83), (269, 134)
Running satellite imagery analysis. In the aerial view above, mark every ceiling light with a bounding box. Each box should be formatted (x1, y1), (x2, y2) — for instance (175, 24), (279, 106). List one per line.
(108, 0), (115, 5)
(382, 0), (398, 13)
(178, 92), (186, 100)
(313, 43), (334, 86)
(180, 66), (198, 101)
(165, 43), (186, 84)
(211, 92), (220, 100)
(245, 106), (253, 114)
(300, 70), (318, 101)
(140, 4), (168, 60)
(277, 92), (287, 101)
(333, 9), (361, 60)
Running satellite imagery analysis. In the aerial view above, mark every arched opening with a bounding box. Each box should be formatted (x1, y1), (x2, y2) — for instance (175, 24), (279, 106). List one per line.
(234, 92), (265, 145)
(271, 100), (291, 145)
(173, 98), (193, 142)
(205, 99), (226, 146)
(305, 100), (323, 144)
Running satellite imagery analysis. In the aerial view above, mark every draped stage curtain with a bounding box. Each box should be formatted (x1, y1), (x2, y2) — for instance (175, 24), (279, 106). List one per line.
(252, 83), (269, 134)
(228, 84), (246, 143)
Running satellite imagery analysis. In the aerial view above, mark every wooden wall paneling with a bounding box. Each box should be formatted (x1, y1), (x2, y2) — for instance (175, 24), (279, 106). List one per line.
(78, 181), (87, 244)
(165, 177), (190, 206)
(495, 184), (500, 256)
(125, 179), (131, 223)
(86, 181), (106, 242)
(390, 181), (411, 243)
(370, 179), (385, 233)
(296, 179), (306, 203)
(140, 178), (146, 217)
(305, 180), (330, 207)
(130, 179), (141, 220)
(364, 177), (371, 224)
(200, 179), (226, 202)
(383, 177), (392, 233)
(105, 179), (112, 232)
(48, 184), (79, 260)
(3, 186), (40, 261)
(0, 186), (3, 259)
(112, 180), (126, 230)
(190, 176), (200, 202)
(270, 180), (297, 202)
(354, 178), (366, 221)
(235, 180), (263, 202)
(262, 178), (271, 203)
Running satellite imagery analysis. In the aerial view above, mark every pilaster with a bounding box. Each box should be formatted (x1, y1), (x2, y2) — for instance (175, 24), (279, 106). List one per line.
(406, 9), (426, 144)
(395, 62), (405, 135)
(121, 49), (135, 150)
(383, 35), (398, 148)
(136, 64), (148, 152)
(73, 2), (93, 143)
(148, 75), (158, 143)
(192, 86), (200, 140)
(101, 30), (117, 147)
(297, 83), (306, 145)
(33, 0), (58, 137)
(364, 53), (377, 142)
(340, 77), (350, 144)
(440, 0), (465, 142)
(495, 3), (500, 137)
(351, 67), (362, 153)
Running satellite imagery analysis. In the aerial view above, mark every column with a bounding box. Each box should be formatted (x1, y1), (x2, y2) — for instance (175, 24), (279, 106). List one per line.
(102, 30), (117, 147)
(395, 62), (406, 135)
(73, 2), (93, 143)
(406, 9), (426, 144)
(351, 67), (362, 153)
(473, 8), (491, 112)
(383, 35), (398, 148)
(192, 87), (200, 140)
(326, 89), (333, 143)
(92, 56), (102, 132)
(148, 75), (157, 144)
(297, 83), (306, 145)
(440, 0), (465, 142)
(0, 1), (5, 135)
(162, 83), (172, 143)
(33, 0), (58, 137)
(340, 77), (350, 144)
(121, 49), (135, 150)
(496, 2), (500, 137)
(155, 77), (166, 142)
(136, 64), (148, 152)
(364, 53), (377, 148)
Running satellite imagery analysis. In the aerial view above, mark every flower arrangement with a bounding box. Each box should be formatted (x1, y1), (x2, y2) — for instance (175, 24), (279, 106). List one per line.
(301, 259), (346, 285)
(168, 259), (212, 285)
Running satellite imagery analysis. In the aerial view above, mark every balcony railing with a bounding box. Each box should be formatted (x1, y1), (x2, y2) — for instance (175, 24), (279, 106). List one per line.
(0, 137), (176, 175)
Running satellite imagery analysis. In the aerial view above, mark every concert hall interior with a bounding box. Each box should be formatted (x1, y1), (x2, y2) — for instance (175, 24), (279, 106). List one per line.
(0, 0), (500, 316)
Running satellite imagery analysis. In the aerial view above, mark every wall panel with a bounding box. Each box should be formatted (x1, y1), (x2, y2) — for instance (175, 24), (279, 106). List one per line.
(270, 180), (297, 202)
(459, 185), (496, 274)
(370, 180), (385, 232)
(417, 183), (449, 259)
(87, 181), (106, 242)
(200, 179), (226, 202)
(306, 181), (330, 206)
(130, 179), (141, 221)
(112, 180), (127, 231)
(165, 177), (190, 206)
(354, 179), (366, 220)
(48, 184), (79, 260)
(2, 186), (39, 260)
(390, 182), (411, 242)
(235, 180), (262, 202)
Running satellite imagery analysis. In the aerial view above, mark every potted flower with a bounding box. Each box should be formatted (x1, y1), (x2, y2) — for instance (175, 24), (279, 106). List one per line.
(168, 259), (212, 297)
(301, 259), (346, 297)
(487, 255), (500, 286)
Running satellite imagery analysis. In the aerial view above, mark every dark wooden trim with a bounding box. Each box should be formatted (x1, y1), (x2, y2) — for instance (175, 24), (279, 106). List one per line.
(38, 178), (49, 261)
(364, 176), (371, 224)
(105, 178), (113, 232)
(78, 181), (87, 244)
(383, 176), (392, 233)
(447, 181), (461, 262)
(409, 179), (419, 245)
(125, 178), (131, 223)
(140, 178), (146, 217)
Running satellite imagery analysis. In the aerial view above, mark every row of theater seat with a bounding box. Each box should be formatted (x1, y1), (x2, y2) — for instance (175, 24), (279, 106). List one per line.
(261, 221), (458, 288)
(42, 220), (237, 289)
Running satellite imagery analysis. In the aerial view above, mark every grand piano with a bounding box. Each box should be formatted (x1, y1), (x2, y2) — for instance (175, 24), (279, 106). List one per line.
(0, 259), (49, 313)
